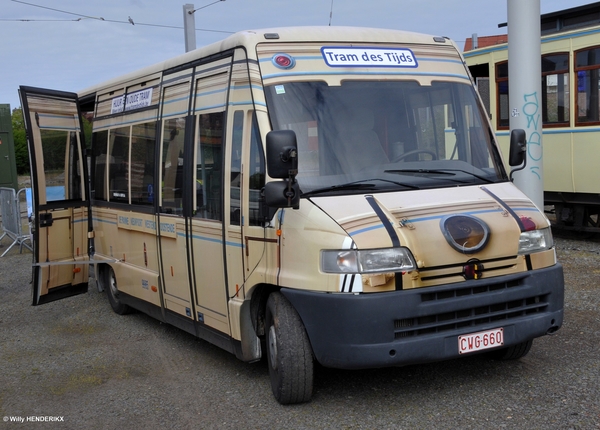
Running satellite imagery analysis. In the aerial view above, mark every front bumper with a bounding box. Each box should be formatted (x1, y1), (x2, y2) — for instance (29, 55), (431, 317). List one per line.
(282, 264), (564, 369)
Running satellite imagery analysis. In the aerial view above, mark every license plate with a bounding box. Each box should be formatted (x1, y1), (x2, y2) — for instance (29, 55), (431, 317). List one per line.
(458, 327), (504, 354)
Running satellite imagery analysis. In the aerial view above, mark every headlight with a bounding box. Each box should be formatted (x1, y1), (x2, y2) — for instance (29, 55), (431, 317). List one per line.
(321, 247), (416, 274)
(518, 227), (553, 255)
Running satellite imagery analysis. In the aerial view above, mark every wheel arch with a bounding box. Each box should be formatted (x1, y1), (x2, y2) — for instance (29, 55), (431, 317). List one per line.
(249, 283), (280, 338)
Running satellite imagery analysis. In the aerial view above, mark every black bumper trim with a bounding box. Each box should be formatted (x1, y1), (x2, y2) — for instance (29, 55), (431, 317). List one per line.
(281, 264), (564, 369)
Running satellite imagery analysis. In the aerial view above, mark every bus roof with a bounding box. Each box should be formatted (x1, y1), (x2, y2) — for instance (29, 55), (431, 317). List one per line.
(79, 26), (456, 98)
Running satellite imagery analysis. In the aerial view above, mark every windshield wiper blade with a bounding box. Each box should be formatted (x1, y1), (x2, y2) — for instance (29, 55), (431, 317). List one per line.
(385, 168), (496, 184)
(302, 183), (375, 197)
(302, 179), (419, 197)
(385, 168), (454, 175)
(427, 168), (497, 183)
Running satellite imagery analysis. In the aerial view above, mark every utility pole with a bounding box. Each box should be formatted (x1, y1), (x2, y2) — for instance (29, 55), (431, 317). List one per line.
(183, 4), (196, 52)
(507, 0), (543, 209)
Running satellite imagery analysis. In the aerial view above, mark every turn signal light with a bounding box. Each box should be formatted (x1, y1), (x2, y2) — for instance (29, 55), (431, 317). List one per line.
(519, 216), (537, 231)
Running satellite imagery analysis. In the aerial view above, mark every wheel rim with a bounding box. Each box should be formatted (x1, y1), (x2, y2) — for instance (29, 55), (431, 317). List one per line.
(109, 270), (119, 297)
(268, 325), (278, 371)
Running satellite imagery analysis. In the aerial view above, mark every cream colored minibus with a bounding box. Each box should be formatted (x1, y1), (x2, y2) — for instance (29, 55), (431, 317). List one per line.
(20, 26), (563, 404)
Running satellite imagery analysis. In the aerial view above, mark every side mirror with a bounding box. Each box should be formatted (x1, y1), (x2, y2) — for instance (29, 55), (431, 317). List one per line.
(266, 130), (298, 178)
(508, 129), (527, 166)
(264, 180), (300, 209)
(264, 130), (300, 209)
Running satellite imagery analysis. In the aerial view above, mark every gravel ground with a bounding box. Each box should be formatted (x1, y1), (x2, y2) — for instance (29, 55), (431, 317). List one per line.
(0, 231), (599, 429)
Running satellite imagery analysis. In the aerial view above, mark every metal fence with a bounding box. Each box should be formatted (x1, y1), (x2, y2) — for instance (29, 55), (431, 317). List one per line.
(0, 187), (32, 257)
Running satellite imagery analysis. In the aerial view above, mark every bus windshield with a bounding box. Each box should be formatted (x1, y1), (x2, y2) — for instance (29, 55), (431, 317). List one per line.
(265, 80), (507, 195)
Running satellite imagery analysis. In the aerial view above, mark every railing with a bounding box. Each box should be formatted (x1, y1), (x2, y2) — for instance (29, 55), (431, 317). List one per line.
(0, 187), (32, 257)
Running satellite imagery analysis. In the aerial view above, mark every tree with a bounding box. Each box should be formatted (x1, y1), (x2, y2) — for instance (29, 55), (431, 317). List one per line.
(11, 107), (28, 174)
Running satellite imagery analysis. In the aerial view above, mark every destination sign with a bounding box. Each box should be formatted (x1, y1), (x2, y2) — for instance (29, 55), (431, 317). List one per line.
(111, 88), (153, 114)
(321, 47), (418, 68)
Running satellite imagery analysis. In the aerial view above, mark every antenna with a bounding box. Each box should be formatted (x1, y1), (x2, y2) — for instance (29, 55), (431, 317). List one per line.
(328, 0), (334, 26)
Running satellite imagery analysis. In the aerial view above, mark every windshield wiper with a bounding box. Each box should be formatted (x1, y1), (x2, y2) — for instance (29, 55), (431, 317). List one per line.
(384, 168), (497, 184)
(302, 178), (419, 197)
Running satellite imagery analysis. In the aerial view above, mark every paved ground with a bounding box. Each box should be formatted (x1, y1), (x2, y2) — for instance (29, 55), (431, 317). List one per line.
(0, 231), (599, 429)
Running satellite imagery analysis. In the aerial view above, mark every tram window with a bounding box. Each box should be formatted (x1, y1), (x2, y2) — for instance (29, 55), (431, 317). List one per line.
(497, 56), (570, 127)
(576, 47), (600, 124)
(542, 54), (569, 125)
(496, 62), (509, 129)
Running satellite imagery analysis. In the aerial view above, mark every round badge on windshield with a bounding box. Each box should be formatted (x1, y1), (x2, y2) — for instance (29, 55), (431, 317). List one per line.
(440, 214), (490, 254)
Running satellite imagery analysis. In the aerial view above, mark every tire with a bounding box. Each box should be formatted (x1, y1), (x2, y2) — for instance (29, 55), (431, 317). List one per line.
(487, 339), (533, 360)
(265, 292), (313, 404)
(104, 266), (132, 315)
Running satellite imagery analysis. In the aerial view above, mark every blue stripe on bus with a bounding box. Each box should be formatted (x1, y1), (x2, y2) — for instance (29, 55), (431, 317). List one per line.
(416, 57), (464, 65)
(349, 206), (539, 237)
(94, 115), (158, 129)
(38, 126), (80, 131)
(229, 100), (267, 107)
(259, 56), (322, 62)
(162, 110), (188, 119)
(195, 88), (227, 97)
(36, 112), (79, 123)
(178, 231), (244, 248)
(92, 217), (118, 225)
(193, 103), (227, 112)
(259, 56), (464, 65)
(262, 70), (470, 81)
(230, 84), (264, 91)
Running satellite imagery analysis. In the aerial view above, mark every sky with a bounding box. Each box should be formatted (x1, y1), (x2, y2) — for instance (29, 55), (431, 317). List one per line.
(0, 0), (593, 110)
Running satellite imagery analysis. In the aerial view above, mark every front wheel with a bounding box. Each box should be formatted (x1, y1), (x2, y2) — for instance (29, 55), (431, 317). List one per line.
(104, 266), (132, 315)
(265, 292), (314, 404)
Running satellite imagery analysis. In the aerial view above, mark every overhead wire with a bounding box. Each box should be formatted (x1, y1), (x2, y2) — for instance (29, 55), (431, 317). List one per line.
(189, 0), (226, 14)
(8, 0), (234, 34)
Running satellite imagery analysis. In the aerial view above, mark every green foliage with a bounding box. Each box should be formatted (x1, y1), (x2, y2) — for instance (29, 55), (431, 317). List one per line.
(11, 107), (28, 174)
(82, 114), (92, 149)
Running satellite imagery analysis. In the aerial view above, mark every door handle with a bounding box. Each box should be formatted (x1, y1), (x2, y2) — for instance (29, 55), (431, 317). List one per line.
(39, 213), (53, 227)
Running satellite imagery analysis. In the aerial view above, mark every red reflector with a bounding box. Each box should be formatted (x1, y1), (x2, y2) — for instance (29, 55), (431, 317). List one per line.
(275, 55), (291, 67)
(519, 216), (536, 231)
(463, 261), (483, 280)
(272, 54), (295, 69)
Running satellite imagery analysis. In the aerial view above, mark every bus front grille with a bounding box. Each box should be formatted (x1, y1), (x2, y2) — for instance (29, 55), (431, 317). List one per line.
(393, 280), (549, 339)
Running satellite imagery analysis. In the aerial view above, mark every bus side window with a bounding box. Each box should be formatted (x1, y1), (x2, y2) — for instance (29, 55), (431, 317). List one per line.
(248, 111), (265, 226)
(108, 126), (130, 203)
(92, 130), (109, 201)
(130, 121), (156, 205)
(161, 118), (185, 213)
(230, 111), (243, 225)
(195, 112), (224, 221)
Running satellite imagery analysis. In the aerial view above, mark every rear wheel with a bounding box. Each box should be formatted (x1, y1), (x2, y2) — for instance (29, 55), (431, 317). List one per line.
(487, 339), (533, 360)
(104, 266), (132, 315)
(265, 292), (313, 404)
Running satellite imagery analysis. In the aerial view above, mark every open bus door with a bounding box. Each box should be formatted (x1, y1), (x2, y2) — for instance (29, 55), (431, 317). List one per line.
(19, 86), (92, 305)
